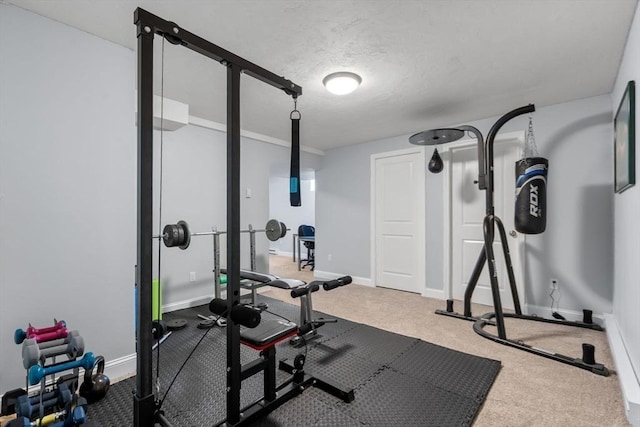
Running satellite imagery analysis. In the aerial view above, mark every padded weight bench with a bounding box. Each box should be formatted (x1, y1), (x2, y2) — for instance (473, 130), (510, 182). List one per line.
(221, 268), (305, 305)
(198, 270), (305, 328)
(208, 298), (354, 426)
(225, 270), (352, 346)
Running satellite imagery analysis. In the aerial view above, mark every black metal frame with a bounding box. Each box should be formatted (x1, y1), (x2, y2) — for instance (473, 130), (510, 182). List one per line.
(134, 8), (302, 426)
(435, 105), (609, 376)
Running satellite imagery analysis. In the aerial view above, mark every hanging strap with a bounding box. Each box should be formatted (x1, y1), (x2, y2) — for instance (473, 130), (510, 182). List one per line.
(523, 113), (539, 158)
(290, 100), (301, 207)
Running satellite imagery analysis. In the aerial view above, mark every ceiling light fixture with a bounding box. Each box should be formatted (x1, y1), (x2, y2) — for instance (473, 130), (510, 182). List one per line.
(322, 72), (362, 95)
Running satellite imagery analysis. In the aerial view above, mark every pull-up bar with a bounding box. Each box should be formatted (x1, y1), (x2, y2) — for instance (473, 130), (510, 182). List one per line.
(133, 9), (302, 98)
(134, 8), (302, 427)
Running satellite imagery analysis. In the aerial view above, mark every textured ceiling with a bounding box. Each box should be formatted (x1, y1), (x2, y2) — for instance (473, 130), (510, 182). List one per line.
(5, 0), (638, 151)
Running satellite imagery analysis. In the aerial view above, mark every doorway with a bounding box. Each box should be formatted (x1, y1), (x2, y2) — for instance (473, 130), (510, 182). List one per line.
(269, 169), (316, 280)
(371, 147), (426, 293)
(443, 131), (525, 309)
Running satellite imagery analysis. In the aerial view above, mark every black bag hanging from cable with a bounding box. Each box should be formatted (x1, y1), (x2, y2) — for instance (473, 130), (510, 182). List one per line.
(515, 115), (548, 234)
(290, 99), (301, 206)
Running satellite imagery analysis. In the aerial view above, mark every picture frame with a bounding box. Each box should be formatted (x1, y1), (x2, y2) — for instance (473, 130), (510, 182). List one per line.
(614, 80), (635, 193)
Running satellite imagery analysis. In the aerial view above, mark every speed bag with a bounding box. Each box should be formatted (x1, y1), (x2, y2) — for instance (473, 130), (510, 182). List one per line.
(514, 157), (548, 234)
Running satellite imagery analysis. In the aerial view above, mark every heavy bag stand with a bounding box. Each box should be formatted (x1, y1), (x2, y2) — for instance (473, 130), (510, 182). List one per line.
(414, 105), (608, 376)
(134, 8), (307, 427)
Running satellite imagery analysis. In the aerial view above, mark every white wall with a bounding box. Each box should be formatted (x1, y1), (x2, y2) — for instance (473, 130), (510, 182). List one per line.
(612, 0), (640, 407)
(0, 4), (135, 391)
(268, 176), (316, 256)
(317, 95), (614, 316)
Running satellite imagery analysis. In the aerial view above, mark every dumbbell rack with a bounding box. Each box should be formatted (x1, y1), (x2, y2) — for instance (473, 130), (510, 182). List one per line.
(9, 319), (91, 427)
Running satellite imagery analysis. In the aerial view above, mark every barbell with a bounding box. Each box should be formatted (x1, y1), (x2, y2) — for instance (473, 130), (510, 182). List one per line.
(158, 219), (288, 250)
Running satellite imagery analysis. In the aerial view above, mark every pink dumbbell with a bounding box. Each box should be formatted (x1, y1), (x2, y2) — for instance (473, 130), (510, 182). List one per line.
(14, 320), (67, 344)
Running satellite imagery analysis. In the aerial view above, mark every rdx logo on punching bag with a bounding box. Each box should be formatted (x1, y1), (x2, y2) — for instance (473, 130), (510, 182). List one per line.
(529, 184), (539, 217)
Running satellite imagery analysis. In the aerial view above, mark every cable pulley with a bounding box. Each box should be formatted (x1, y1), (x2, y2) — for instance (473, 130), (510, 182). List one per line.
(159, 219), (288, 249)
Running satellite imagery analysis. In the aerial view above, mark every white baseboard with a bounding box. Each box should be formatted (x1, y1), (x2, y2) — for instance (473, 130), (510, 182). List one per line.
(313, 270), (372, 287)
(272, 250), (293, 258)
(103, 353), (137, 383)
(422, 288), (446, 300)
(524, 303), (604, 326)
(604, 314), (640, 427)
(162, 295), (212, 313)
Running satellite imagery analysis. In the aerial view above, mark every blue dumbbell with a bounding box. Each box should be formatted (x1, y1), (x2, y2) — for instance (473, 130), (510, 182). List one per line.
(16, 383), (72, 418)
(28, 352), (95, 386)
(58, 405), (87, 427)
(6, 417), (30, 427)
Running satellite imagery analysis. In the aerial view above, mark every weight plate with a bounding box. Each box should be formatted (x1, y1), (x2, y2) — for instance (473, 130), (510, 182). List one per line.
(178, 220), (191, 250)
(265, 219), (282, 242)
(280, 221), (287, 238)
(162, 224), (179, 247)
(166, 318), (188, 330)
(197, 319), (216, 329)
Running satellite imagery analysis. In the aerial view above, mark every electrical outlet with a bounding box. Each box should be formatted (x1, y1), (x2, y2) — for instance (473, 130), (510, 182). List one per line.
(550, 278), (559, 290)
(190, 272), (196, 282)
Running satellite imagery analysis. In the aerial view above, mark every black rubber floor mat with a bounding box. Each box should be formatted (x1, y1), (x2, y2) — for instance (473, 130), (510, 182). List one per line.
(320, 323), (419, 366)
(338, 367), (480, 427)
(388, 340), (502, 403)
(87, 296), (500, 426)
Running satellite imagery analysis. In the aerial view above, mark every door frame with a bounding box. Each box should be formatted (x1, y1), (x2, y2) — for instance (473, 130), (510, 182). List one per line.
(370, 146), (426, 290)
(440, 130), (526, 305)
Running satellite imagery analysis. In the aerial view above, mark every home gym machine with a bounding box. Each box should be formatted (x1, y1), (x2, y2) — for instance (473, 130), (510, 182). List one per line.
(410, 105), (609, 376)
(134, 8), (351, 427)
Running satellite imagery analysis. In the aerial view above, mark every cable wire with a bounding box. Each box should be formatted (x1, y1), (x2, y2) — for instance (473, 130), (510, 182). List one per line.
(158, 314), (223, 407)
(155, 34), (167, 395)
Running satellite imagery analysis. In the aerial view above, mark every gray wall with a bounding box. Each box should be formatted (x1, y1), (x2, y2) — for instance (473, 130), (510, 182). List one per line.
(0, 4), (136, 391)
(154, 125), (321, 307)
(0, 4), (322, 392)
(612, 0), (640, 383)
(268, 176), (316, 256)
(317, 94), (614, 315)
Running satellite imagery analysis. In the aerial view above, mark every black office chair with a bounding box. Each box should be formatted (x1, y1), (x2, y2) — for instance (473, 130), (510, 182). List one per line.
(298, 225), (315, 270)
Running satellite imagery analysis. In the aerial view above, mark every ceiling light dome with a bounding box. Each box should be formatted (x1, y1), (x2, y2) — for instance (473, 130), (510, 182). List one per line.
(322, 72), (362, 95)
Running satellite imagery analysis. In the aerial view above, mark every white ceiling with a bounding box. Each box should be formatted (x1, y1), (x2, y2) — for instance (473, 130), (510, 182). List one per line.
(6, 0), (638, 151)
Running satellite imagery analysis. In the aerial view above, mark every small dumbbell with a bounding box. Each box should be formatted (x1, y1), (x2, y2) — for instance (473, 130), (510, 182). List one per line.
(31, 330), (80, 351)
(15, 383), (72, 418)
(14, 321), (67, 344)
(6, 417), (30, 427)
(29, 353), (95, 386)
(28, 405), (86, 427)
(22, 331), (84, 369)
(62, 405), (87, 427)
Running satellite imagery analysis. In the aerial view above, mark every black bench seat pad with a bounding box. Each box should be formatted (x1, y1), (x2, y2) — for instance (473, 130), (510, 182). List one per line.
(220, 268), (305, 289)
(240, 318), (298, 347)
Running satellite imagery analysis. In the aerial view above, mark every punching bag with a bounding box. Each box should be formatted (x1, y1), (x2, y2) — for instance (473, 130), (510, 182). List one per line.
(515, 157), (548, 234)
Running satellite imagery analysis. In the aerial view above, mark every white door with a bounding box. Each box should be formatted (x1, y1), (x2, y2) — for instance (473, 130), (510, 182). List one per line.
(447, 133), (525, 309)
(371, 148), (425, 293)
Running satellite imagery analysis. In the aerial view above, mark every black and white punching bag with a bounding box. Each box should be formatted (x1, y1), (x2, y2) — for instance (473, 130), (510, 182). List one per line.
(514, 157), (548, 234)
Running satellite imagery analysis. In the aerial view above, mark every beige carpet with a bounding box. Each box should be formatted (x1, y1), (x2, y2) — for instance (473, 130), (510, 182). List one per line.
(264, 255), (629, 427)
